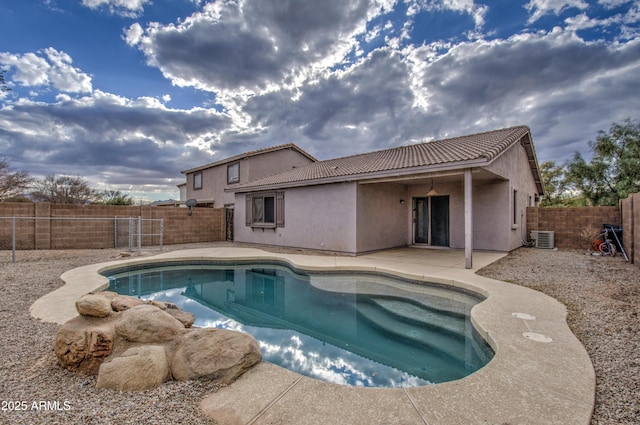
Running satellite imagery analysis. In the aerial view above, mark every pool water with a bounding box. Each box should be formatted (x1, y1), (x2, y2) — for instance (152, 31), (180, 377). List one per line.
(105, 262), (493, 388)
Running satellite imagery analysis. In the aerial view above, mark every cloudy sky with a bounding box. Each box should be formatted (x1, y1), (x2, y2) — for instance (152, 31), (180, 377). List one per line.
(1, 0), (639, 202)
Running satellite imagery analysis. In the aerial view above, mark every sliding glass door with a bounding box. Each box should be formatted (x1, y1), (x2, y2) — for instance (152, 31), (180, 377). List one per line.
(413, 196), (450, 246)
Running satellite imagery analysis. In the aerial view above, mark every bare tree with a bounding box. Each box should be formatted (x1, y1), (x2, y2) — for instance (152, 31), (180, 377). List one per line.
(97, 189), (134, 205)
(0, 69), (10, 93)
(31, 174), (99, 204)
(0, 156), (34, 201)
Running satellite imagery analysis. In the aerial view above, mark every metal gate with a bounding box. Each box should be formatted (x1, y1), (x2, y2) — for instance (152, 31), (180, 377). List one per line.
(1, 216), (163, 263)
(225, 208), (234, 241)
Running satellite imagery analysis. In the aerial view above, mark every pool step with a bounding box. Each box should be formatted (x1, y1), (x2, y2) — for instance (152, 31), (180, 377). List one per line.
(367, 297), (467, 336)
(355, 301), (465, 362)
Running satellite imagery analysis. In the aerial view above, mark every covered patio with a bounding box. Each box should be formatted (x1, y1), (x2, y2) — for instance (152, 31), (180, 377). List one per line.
(32, 245), (594, 425)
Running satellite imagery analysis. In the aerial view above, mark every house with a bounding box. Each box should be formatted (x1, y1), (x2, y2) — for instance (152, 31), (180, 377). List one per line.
(226, 126), (544, 268)
(177, 182), (186, 202)
(180, 144), (317, 209)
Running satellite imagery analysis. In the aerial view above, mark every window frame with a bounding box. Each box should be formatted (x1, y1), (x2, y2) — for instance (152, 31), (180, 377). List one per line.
(227, 162), (240, 184)
(246, 191), (284, 229)
(193, 171), (203, 190)
(512, 189), (518, 228)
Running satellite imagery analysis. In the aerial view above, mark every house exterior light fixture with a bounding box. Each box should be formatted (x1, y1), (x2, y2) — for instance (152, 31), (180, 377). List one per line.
(426, 179), (439, 196)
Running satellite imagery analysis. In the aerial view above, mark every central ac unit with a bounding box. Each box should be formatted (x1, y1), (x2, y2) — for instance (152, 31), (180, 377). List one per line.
(532, 230), (554, 249)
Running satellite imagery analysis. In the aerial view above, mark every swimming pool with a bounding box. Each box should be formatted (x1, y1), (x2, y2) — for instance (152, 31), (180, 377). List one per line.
(104, 260), (493, 388)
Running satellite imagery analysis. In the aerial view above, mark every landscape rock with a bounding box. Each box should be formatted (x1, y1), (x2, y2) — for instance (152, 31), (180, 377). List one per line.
(170, 328), (262, 384)
(54, 291), (262, 391)
(111, 295), (145, 312)
(54, 316), (116, 374)
(114, 304), (185, 343)
(165, 308), (196, 328)
(75, 293), (113, 318)
(96, 345), (170, 391)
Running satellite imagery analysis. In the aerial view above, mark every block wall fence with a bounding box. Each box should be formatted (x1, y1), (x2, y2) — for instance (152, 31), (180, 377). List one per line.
(527, 192), (639, 264)
(0, 202), (226, 250)
(2, 195), (638, 265)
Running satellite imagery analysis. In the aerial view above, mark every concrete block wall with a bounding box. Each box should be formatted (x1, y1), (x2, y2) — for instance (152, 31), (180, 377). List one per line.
(620, 193), (639, 264)
(0, 203), (36, 250)
(526, 206), (621, 250)
(0, 202), (226, 250)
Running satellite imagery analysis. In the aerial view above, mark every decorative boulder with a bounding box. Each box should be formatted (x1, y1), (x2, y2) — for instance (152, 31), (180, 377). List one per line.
(96, 345), (170, 391)
(75, 293), (114, 318)
(54, 291), (262, 392)
(54, 317), (116, 375)
(115, 304), (185, 343)
(170, 328), (262, 384)
(111, 295), (145, 312)
(165, 308), (196, 328)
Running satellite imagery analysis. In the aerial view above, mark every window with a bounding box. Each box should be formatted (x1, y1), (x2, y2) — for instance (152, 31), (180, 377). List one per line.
(513, 190), (517, 225)
(253, 194), (275, 224)
(227, 162), (239, 184)
(246, 192), (284, 228)
(193, 172), (202, 190)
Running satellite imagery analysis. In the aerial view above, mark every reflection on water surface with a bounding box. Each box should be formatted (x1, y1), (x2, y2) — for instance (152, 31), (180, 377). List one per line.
(106, 262), (493, 387)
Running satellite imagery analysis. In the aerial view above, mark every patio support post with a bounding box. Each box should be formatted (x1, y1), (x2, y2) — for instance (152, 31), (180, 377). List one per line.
(464, 168), (473, 269)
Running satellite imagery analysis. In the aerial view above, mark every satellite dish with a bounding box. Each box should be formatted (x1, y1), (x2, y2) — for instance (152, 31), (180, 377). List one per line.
(186, 199), (197, 215)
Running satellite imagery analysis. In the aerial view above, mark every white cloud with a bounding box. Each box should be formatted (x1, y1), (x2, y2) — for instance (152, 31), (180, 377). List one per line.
(525, 0), (589, 24)
(598, 0), (635, 9)
(564, 3), (640, 40)
(124, 22), (144, 46)
(128, 0), (380, 96)
(0, 52), (51, 87)
(43, 48), (93, 93)
(0, 89), (231, 193)
(81, 0), (150, 17)
(411, 27), (640, 160)
(0, 48), (92, 94)
(407, 0), (489, 28)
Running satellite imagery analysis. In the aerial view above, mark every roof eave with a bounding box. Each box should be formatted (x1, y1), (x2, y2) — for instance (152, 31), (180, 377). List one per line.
(181, 144), (317, 174)
(225, 158), (489, 193)
(482, 130), (544, 195)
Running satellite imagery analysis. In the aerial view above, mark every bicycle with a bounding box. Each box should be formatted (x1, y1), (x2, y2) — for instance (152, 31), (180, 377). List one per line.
(593, 228), (618, 256)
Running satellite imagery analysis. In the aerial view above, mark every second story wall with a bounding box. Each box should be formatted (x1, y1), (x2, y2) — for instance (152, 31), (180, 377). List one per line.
(184, 146), (315, 208)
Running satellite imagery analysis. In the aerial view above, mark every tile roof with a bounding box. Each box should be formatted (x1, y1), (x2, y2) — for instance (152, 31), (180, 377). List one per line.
(228, 126), (536, 191)
(181, 143), (317, 174)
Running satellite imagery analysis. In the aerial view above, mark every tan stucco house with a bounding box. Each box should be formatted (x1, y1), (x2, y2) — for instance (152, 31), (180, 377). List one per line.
(226, 126), (543, 268)
(181, 144), (317, 208)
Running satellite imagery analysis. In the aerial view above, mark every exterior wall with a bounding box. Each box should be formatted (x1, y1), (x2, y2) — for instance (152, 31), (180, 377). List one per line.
(231, 142), (540, 254)
(485, 141), (541, 251)
(526, 206), (621, 249)
(234, 183), (358, 253)
(244, 149), (313, 182)
(189, 165), (228, 205)
(185, 149), (315, 208)
(472, 179), (510, 251)
(355, 183), (408, 253)
(0, 202), (225, 250)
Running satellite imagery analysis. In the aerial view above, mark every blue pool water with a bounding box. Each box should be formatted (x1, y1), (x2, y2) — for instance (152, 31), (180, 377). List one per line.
(104, 261), (493, 388)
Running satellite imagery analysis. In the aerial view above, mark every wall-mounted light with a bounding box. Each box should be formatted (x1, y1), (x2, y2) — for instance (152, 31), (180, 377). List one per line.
(400, 199), (405, 205)
(427, 178), (439, 196)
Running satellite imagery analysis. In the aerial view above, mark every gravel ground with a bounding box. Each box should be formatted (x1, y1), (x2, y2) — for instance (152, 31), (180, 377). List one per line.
(478, 247), (640, 425)
(0, 244), (638, 424)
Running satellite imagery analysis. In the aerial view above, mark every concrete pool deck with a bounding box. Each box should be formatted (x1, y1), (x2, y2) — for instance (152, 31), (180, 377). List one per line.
(31, 247), (595, 425)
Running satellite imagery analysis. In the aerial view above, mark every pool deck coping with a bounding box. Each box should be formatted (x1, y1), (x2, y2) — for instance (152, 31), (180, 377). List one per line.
(30, 247), (596, 425)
